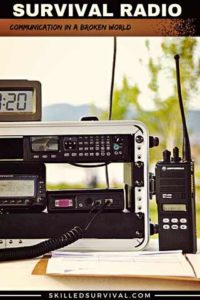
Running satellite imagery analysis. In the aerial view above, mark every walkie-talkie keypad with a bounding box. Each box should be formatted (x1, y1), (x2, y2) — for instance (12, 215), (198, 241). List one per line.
(162, 217), (188, 230)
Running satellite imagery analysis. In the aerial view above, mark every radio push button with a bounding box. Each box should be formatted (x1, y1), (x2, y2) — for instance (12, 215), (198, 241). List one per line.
(37, 197), (44, 203)
(16, 200), (23, 204)
(25, 199), (31, 205)
(171, 218), (178, 223)
(171, 225), (178, 230)
(113, 144), (120, 151)
(180, 218), (187, 224)
(163, 225), (170, 230)
(180, 225), (188, 230)
(2, 200), (9, 204)
(163, 218), (170, 223)
(64, 137), (77, 151)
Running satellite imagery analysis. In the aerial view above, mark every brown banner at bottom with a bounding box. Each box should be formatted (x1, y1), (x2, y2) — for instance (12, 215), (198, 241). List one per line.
(0, 18), (197, 36)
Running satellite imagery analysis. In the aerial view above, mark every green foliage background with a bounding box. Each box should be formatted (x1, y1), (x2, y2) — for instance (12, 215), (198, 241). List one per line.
(101, 37), (200, 164)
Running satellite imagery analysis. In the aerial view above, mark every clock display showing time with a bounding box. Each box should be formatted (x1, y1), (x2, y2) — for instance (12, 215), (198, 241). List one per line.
(0, 91), (33, 112)
(0, 80), (41, 121)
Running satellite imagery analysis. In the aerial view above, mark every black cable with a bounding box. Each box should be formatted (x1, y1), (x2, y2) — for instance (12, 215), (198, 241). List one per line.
(85, 202), (109, 231)
(0, 204), (108, 262)
(106, 36), (117, 188)
(105, 166), (110, 188)
(135, 238), (145, 248)
(70, 162), (110, 168)
(109, 36), (117, 121)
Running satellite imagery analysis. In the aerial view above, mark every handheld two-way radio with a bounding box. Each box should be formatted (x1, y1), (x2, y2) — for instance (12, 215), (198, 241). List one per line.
(156, 55), (197, 253)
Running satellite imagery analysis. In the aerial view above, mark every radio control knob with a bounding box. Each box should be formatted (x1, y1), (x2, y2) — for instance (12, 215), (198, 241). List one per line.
(136, 136), (144, 144)
(163, 150), (171, 162)
(113, 143), (120, 151)
(172, 147), (181, 162)
(149, 136), (159, 148)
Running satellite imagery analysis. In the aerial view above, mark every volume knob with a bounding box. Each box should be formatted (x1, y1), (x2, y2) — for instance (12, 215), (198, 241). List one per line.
(163, 150), (171, 162)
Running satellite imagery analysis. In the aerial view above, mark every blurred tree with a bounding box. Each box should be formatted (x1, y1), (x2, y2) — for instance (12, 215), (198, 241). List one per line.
(142, 38), (200, 162)
(101, 77), (141, 120)
(101, 37), (200, 164)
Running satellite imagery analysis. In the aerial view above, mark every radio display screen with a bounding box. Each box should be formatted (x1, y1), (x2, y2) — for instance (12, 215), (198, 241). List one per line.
(162, 204), (187, 212)
(0, 180), (35, 198)
(31, 136), (59, 152)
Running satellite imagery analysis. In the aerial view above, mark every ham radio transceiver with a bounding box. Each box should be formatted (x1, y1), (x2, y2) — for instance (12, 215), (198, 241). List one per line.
(0, 120), (155, 253)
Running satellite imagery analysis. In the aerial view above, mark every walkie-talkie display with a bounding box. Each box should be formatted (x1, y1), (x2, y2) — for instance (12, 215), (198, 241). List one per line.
(155, 55), (197, 254)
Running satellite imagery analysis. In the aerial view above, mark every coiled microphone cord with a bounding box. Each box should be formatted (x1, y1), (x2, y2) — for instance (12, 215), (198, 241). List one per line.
(0, 202), (108, 262)
(0, 226), (83, 262)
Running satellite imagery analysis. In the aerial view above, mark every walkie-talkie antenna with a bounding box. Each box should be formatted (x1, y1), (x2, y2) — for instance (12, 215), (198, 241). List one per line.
(174, 54), (191, 162)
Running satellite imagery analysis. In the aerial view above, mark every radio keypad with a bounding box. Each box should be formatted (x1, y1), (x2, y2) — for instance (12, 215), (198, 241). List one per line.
(0, 199), (31, 206)
(38, 180), (46, 204)
(63, 135), (127, 161)
(64, 137), (78, 151)
(162, 217), (188, 230)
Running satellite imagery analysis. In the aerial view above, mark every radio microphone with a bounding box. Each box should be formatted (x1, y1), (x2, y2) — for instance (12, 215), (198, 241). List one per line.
(155, 54), (197, 253)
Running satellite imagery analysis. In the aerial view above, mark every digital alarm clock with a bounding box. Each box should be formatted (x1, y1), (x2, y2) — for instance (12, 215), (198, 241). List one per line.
(0, 80), (41, 121)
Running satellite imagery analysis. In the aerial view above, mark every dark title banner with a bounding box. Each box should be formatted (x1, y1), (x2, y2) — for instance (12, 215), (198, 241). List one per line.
(0, 0), (199, 19)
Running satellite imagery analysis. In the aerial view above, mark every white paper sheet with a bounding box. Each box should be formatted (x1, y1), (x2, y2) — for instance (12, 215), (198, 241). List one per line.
(46, 251), (195, 277)
(186, 254), (200, 278)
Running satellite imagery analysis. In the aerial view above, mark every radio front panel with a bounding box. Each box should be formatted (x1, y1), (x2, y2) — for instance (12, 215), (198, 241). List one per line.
(0, 120), (146, 164)
(0, 162), (46, 212)
(23, 134), (134, 163)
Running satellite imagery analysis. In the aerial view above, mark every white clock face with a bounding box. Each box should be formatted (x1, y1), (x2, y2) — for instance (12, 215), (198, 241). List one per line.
(0, 91), (34, 113)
